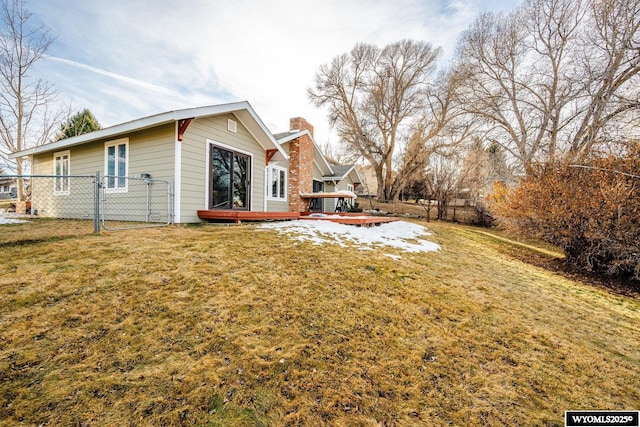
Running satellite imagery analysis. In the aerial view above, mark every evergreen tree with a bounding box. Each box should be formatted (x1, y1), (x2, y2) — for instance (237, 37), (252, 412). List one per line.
(56, 109), (101, 140)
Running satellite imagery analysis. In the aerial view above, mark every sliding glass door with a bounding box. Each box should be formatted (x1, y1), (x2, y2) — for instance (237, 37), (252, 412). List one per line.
(210, 145), (250, 210)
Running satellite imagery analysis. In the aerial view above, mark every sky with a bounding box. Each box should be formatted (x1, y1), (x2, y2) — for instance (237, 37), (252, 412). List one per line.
(26, 0), (521, 146)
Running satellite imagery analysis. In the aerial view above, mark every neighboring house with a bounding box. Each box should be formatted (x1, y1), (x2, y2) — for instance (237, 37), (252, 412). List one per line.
(9, 102), (361, 223)
(355, 164), (378, 198)
(0, 175), (17, 200)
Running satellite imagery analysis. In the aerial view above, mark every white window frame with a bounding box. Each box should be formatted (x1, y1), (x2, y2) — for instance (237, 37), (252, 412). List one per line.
(104, 138), (129, 193)
(347, 184), (354, 192)
(266, 164), (287, 201)
(53, 150), (71, 195)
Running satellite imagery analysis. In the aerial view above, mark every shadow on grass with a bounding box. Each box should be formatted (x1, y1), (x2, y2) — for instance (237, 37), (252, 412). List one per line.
(459, 224), (640, 298)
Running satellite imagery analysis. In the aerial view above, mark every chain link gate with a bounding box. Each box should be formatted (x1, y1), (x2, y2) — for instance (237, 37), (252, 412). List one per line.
(0, 173), (173, 243)
(99, 173), (173, 230)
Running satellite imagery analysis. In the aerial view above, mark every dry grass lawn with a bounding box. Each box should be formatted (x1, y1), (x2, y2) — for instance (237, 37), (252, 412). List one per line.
(0, 220), (638, 426)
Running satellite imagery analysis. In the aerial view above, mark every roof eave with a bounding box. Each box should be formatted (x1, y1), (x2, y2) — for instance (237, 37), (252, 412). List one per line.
(232, 105), (288, 160)
(10, 101), (288, 159)
(321, 165), (361, 183)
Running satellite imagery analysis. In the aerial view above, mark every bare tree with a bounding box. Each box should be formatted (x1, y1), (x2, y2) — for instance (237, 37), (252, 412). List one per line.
(0, 0), (61, 199)
(427, 151), (465, 220)
(454, 0), (583, 170)
(457, 138), (490, 203)
(569, 0), (640, 158)
(405, 145), (475, 221)
(390, 70), (474, 200)
(308, 40), (443, 201)
(453, 0), (639, 171)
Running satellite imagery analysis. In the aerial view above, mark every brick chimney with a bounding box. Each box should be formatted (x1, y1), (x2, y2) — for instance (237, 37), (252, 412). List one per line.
(290, 117), (314, 138)
(288, 118), (314, 212)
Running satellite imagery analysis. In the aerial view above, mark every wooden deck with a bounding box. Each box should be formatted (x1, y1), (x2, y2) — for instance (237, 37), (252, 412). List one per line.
(197, 210), (299, 224)
(299, 211), (367, 217)
(299, 214), (400, 227)
(197, 210), (400, 226)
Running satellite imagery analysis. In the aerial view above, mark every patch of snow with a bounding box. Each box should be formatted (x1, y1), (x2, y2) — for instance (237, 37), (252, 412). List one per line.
(0, 214), (29, 225)
(260, 220), (440, 253)
(333, 190), (358, 199)
(299, 190), (358, 199)
(384, 254), (402, 260)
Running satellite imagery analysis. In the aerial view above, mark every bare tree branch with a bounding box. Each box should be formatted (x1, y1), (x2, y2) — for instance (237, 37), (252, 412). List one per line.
(452, 0), (639, 172)
(309, 40), (450, 201)
(0, 0), (61, 191)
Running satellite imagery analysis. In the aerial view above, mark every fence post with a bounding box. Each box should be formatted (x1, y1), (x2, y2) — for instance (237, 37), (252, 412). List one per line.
(94, 171), (101, 233)
(169, 179), (174, 224)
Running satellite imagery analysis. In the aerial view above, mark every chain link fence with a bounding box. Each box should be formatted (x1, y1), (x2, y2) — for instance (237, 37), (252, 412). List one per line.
(367, 199), (491, 225)
(101, 176), (173, 230)
(0, 174), (173, 245)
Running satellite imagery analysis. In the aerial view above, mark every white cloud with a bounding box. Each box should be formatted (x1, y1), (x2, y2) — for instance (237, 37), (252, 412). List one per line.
(28, 0), (521, 139)
(45, 56), (179, 96)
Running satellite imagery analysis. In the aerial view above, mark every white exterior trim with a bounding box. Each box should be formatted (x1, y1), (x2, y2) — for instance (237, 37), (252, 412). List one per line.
(266, 164), (288, 201)
(263, 168), (268, 211)
(173, 122), (181, 223)
(10, 102), (287, 162)
(104, 138), (129, 193)
(53, 150), (71, 196)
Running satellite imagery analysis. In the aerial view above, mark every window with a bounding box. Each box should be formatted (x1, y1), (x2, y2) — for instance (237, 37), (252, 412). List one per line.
(105, 139), (128, 192)
(267, 165), (287, 200)
(53, 151), (70, 195)
(347, 184), (354, 193)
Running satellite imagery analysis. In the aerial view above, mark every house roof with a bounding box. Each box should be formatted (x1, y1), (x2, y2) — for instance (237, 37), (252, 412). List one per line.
(9, 101), (288, 160)
(326, 164), (354, 178)
(273, 129), (334, 176)
(272, 130), (364, 184)
(321, 164), (362, 184)
(273, 132), (292, 141)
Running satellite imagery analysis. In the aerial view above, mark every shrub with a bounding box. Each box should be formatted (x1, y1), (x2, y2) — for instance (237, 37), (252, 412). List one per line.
(492, 152), (640, 280)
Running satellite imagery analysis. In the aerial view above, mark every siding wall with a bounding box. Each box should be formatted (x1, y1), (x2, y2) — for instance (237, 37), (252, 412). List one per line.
(180, 114), (267, 222)
(312, 163), (323, 181)
(336, 173), (357, 211)
(324, 181), (337, 211)
(312, 163), (325, 212)
(335, 174), (356, 192)
(128, 125), (176, 180)
(32, 124), (175, 177)
(30, 125), (175, 220)
(266, 199), (288, 212)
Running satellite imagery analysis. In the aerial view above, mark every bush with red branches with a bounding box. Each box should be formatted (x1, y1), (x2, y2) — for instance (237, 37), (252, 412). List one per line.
(493, 151), (640, 280)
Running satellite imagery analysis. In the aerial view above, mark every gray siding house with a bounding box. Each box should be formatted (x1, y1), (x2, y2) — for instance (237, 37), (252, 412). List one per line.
(11, 102), (361, 223)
